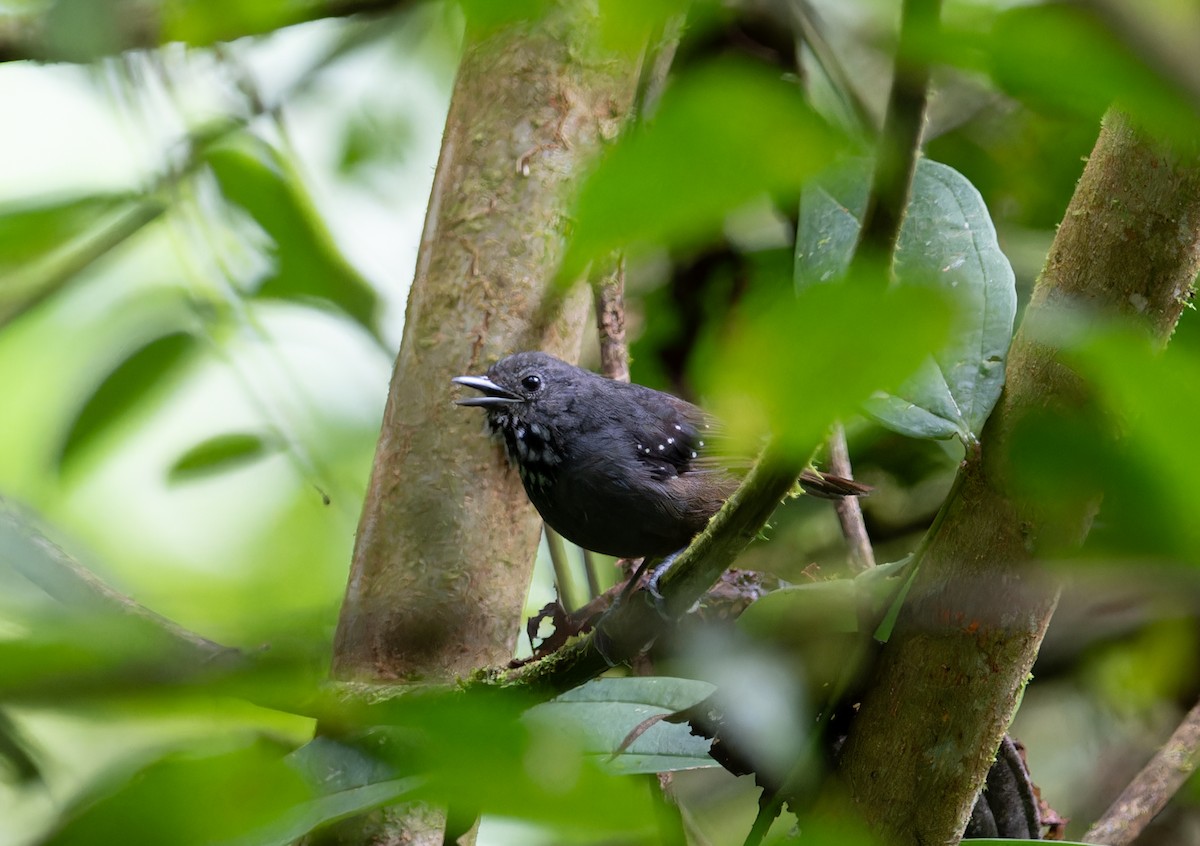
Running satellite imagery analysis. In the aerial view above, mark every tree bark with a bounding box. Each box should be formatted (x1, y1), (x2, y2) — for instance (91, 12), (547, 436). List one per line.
(836, 110), (1200, 843)
(323, 7), (639, 842)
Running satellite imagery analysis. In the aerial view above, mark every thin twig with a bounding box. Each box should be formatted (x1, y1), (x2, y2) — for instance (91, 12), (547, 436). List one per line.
(1083, 695), (1200, 846)
(827, 423), (875, 573)
(543, 526), (581, 611)
(581, 549), (603, 600)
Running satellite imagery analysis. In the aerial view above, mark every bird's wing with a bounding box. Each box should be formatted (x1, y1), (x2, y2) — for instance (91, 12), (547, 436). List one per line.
(623, 392), (726, 480)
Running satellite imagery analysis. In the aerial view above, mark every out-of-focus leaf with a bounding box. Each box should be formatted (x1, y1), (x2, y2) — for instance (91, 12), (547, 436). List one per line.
(525, 677), (718, 774)
(0, 710), (40, 784)
(561, 59), (843, 281)
(317, 691), (656, 835)
(457, 0), (549, 33)
(796, 158), (1016, 443)
(594, 0), (698, 56)
(225, 777), (422, 846)
(160, 0), (352, 48)
(738, 580), (860, 637)
(697, 275), (954, 456)
(41, 0), (126, 61)
(205, 135), (381, 339)
(1059, 329), (1200, 562)
(0, 192), (164, 328)
(57, 332), (198, 473)
(41, 738), (313, 846)
(985, 4), (1200, 147)
(168, 432), (280, 483)
(0, 193), (130, 276)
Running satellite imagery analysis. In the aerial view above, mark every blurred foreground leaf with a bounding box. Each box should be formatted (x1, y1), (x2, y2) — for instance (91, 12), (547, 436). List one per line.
(57, 332), (199, 473)
(698, 278), (954, 454)
(561, 59), (843, 280)
(525, 677), (718, 774)
(1023, 328), (1200, 564)
(985, 4), (1200, 147)
(0, 193), (130, 276)
(0, 192), (165, 328)
(796, 158), (1016, 443)
(40, 738), (315, 846)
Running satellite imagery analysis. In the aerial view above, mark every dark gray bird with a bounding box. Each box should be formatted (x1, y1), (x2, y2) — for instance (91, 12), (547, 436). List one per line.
(453, 352), (867, 559)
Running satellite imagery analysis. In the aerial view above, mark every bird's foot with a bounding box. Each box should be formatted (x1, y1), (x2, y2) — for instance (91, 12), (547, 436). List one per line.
(644, 550), (681, 620)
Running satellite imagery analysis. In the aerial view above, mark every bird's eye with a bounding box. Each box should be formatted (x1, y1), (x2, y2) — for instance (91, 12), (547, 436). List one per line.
(521, 374), (542, 392)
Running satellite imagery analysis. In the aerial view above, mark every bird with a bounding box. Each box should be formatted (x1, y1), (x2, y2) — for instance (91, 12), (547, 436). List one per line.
(452, 351), (868, 560)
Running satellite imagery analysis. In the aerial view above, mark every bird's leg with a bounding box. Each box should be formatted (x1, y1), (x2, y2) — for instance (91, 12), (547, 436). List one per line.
(618, 555), (662, 604)
(644, 549), (682, 609)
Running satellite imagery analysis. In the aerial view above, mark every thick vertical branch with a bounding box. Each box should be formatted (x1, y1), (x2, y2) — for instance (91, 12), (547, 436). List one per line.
(331, 12), (639, 685)
(836, 110), (1200, 843)
(324, 9), (639, 843)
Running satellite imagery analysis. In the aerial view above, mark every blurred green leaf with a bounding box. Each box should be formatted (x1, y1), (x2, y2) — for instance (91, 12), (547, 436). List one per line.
(0, 192), (164, 328)
(561, 59), (843, 281)
(738, 580), (860, 637)
(0, 193), (130, 276)
(1063, 329), (1200, 562)
(457, 0), (549, 34)
(0, 709), (41, 784)
(226, 777), (422, 846)
(986, 4), (1200, 146)
(525, 677), (718, 774)
(57, 332), (199, 473)
(321, 691), (657, 835)
(594, 0), (696, 56)
(161, 0), (335, 48)
(168, 432), (281, 483)
(697, 277), (955, 455)
(205, 135), (381, 339)
(40, 737), (314, 846)
(796, 158), (1016, 443)
(41, 0), (126, 61)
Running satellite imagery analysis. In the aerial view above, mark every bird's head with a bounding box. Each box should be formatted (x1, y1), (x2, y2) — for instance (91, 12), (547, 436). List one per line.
(452, 352), (590, 473)
(452, 351), (584, 417)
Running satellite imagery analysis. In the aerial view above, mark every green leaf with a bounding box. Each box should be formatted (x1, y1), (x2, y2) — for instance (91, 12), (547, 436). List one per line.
(737, 580), (861, 637)
(0, 193), (131, 276)
(205, 135), (381, 339)
(1059, 329), (1200, 562)
(526, 677), (718, 774)
(57, 332), (198, 473)
(561, 59), (843, 281)
(985, 4), (1200, 148)
(41, 738), (314, 846)
(223, 778), (422, 846)
(698, 276), (955, 455)
(796, 158), (1016, 443)
(737, 556), (915, 646)
(168, 433), (280, 483)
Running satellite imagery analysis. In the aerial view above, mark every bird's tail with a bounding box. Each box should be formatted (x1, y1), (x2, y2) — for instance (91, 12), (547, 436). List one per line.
(798, 469), (872, 499)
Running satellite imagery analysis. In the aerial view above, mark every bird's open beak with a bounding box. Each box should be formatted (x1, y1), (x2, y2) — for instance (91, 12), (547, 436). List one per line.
(452, 375), (523, 407)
